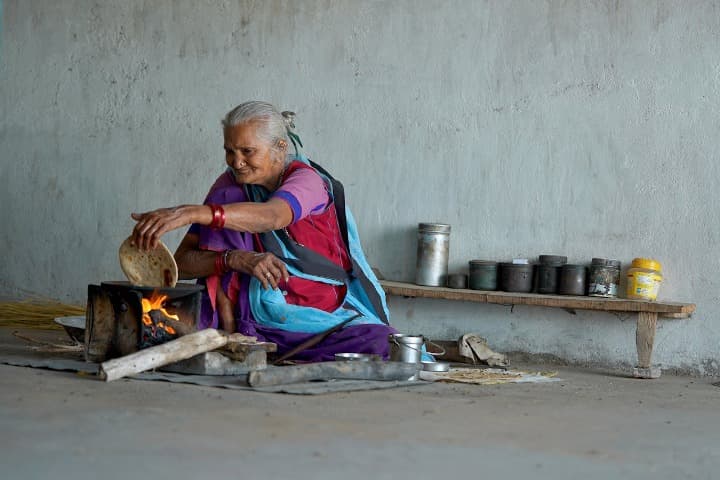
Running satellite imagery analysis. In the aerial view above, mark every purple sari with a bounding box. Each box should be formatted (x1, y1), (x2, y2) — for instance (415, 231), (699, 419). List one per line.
(190, 171), (396, 362)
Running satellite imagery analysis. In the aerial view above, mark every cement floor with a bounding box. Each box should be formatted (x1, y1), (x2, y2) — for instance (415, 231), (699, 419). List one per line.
(1, 328), (718, 479)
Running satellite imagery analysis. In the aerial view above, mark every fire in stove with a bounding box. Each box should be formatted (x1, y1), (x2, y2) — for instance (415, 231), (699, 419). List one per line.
(140, 291), (180, 348)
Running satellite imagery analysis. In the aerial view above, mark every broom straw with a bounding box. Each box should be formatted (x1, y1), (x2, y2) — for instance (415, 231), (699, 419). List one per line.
(0, 299), (85, 330)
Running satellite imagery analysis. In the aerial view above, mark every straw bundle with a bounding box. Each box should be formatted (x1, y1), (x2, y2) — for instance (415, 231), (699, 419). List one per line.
(0, 300), (85, 330)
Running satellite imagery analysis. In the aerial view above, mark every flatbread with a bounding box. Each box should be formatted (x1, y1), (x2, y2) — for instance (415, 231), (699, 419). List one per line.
(118, 236), (178, 288)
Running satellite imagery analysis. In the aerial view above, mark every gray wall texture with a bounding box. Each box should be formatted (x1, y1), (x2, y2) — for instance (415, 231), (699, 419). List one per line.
(1, 1), (718, 373)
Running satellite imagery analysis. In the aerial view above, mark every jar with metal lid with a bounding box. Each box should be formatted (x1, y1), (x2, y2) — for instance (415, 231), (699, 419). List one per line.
(626, 258), (663, 301)
(558, 264), (587, 296)
(588, 258), (621, 298)
(468, 260), (498, 291)
(415, 223), (451, 286)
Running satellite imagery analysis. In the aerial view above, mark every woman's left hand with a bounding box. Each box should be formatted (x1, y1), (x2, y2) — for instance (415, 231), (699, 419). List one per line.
(131, 206), (195, 251)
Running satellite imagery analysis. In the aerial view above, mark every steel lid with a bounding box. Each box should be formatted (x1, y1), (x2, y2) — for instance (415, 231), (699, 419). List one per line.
(561, 264), (588, 270)
(591, 258), (621, 269)
(469, 259), (498, 266)
(418, 223), (451, 233)
(500, 262), (534, 269)
(539, 255), (568, 265)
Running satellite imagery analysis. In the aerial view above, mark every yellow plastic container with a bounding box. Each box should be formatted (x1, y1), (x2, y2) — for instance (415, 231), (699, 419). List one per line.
(626, 258), (663, 301)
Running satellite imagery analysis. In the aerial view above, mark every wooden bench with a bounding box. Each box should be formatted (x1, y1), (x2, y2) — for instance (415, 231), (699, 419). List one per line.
(380, 280), (696, 379)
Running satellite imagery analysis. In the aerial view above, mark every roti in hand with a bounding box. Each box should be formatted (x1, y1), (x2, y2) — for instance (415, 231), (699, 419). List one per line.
(118, 236), (178, 287)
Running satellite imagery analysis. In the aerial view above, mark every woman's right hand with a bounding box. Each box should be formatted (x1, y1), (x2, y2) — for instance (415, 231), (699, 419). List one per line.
(229, 250), (290, 290)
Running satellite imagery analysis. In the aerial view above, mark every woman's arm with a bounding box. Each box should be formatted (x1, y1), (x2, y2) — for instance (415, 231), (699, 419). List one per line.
(174, 233), (217, 279)
(132, 198), (292, 251)
(174, 232), (289, 289)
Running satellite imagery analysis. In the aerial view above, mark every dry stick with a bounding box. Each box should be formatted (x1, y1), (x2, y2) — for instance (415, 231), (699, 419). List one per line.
(99, 329), (229, 382)
(272, 314), (362, 365)
(12, 331), (83, 352)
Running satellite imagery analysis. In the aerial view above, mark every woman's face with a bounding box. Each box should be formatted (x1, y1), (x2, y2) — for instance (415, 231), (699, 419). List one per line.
(223, 121), (283, 186)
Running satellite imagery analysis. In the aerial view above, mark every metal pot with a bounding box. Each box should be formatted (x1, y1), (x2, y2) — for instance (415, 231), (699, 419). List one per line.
(388, 334), (446, 381)
(389, 334), (424, 364)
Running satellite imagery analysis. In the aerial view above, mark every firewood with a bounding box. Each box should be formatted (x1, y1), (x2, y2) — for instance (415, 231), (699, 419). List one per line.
(99, 329), (229, 382)
(247, 362), (419, 387)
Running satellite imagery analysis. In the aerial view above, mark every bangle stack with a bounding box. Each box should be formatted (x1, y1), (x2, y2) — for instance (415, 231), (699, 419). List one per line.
(214, 249), (232, 276)
(208, 204), (226, 229)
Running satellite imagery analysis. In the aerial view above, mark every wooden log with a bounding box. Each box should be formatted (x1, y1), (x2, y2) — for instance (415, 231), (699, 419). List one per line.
(99, 329), (229, 382)
(219, 334), (277, 361)
(247, 361), (419, 387)
(224, 333), (277, 353)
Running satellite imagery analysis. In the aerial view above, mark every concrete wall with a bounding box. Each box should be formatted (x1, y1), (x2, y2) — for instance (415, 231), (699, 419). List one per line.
(1, 0), (718, 373)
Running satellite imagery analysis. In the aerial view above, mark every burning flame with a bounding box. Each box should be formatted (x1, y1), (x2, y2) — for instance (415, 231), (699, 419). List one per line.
(141, 291), (178, 335)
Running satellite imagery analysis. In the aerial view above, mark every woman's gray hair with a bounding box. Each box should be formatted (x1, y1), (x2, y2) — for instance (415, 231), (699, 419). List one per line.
(222, 101), (295, 163)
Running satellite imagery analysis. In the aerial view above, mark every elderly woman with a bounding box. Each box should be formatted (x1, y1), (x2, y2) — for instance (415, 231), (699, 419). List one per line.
(131, 101), (396, 361)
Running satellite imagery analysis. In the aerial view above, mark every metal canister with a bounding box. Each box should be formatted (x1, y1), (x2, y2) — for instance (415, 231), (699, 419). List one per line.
(558, 264), (588, 296)
(536, 255), (568, 294)
(468, 260), (498, 290)
(415, 223), (451, 286)
(447, 273), (468, 289)
(588, 258), (621, 298)
(499, 263), (535, 293)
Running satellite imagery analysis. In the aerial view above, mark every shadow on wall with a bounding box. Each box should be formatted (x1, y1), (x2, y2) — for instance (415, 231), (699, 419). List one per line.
(375, 224), (417, 282)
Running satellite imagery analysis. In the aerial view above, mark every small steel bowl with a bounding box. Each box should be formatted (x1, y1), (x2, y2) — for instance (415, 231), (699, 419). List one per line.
(421, 361), (450, 372)
(334, 353), (381, 362)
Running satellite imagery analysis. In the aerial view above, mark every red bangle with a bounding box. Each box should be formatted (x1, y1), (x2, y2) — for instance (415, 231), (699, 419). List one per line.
(208, 204), (226, 229)
(214, 251), (225, 276)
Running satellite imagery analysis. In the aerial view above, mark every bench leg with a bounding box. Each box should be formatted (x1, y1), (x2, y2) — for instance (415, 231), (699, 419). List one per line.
(634, 311), (661, 379)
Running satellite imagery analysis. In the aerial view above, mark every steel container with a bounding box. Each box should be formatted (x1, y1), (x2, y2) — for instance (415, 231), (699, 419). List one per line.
(499, 263), (535, 293)
(389, 334), (425, 381)
(468, 260), (498, 290)
(558, 264), (588, 296)
(536, 255), (567, 294)
(447, 273), (468, 289)
(415, 223), (451, 286)
(536, 265), (561, 294)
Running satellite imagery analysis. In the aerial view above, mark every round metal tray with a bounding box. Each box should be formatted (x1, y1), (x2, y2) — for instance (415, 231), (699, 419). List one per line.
(334, 353), (381, 362)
